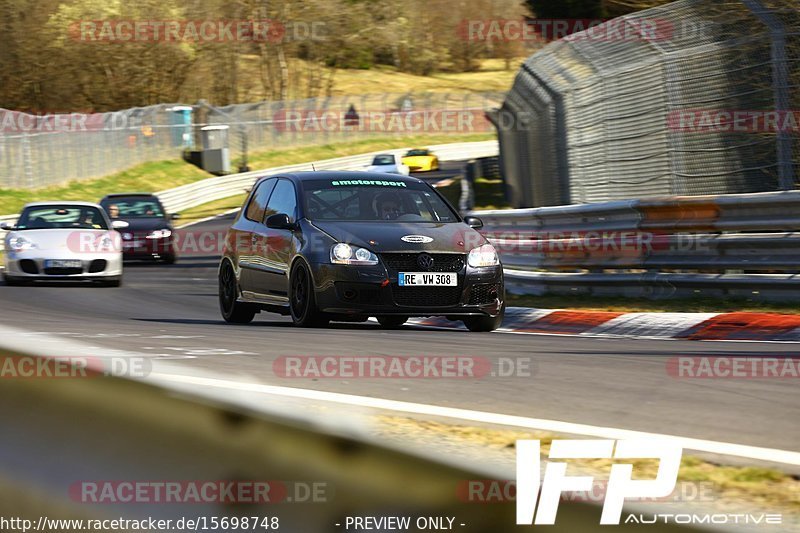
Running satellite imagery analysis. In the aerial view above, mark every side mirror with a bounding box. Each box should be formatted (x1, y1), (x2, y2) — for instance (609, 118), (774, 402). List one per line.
(464, 216), (483, 229)
(111, 220), (130, 229)
(170, 213), (181, 220)
(265, 213), (295, 230)
(0, 222), (13, 231)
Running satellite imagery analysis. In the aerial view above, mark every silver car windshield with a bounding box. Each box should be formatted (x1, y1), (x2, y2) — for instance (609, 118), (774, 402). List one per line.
(16, 206), (109, 230)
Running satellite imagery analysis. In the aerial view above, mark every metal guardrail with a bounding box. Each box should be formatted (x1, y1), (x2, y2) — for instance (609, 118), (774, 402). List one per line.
(472, 190), (800, 302)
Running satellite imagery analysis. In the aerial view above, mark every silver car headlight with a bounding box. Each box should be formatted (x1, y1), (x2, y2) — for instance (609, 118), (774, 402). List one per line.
(8, 235), (36, 252)
(146, 229), (172, 239)
(330, 243), (378, 265)
(467, 244), (499, 267)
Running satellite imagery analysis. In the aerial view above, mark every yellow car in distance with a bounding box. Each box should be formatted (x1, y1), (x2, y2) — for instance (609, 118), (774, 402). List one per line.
(401, 149), (440, 172)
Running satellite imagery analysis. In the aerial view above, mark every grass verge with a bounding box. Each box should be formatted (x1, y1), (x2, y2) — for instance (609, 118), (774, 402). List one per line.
(175, 194), (247, 227)
(473, 177), (511, 210)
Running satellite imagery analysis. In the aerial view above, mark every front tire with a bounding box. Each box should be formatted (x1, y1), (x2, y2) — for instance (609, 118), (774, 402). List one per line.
(289, 261), (328, 327)
(219, 260), (256, 324)
(463, 305), (505, 332)
(377, 316), (407, 329)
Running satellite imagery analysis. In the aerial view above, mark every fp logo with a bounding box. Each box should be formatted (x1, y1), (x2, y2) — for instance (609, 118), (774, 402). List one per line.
(516, 439), (682, 525)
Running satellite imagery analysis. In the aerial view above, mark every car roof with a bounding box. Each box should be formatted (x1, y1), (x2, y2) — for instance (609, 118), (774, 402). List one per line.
(256, 171), (425, 185)
(100, 193), (158, 199)
(23, 201), (103, 209)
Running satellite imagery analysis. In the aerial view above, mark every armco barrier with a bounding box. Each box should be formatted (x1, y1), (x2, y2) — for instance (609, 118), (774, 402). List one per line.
(472, 190), (800, 303)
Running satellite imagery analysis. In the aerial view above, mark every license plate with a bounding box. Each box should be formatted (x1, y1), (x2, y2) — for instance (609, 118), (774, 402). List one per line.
(123, 241), (142, 249)
(45, 259), (82, 269)
(398, 272), (457, 286)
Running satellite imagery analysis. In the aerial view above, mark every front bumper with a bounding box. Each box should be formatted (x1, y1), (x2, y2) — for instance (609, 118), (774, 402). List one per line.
(4, 252), (122, 280)
(310, 261), (504, 317)
(121, 237), (176, 260)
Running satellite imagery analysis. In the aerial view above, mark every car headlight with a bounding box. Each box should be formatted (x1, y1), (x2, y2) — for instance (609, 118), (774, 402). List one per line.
(7, 235), (36, 252)
(330, 243), (379, 265)
(467, 244), (499, 267)
(146, 229), (172, 239)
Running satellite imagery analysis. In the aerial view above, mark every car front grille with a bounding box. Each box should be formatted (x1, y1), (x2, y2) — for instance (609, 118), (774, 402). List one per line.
(381, 253), (465, 273)
(391, 285), (462, 307)
(468, 283), (500, 305)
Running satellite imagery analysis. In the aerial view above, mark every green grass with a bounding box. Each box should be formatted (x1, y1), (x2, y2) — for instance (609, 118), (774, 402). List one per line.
(0, 160), (211, 216)
(0, 133), (493, 216)
(175, 194), (247, 227)
(473, 177), (511, 210)
(507, 293), (800, 315)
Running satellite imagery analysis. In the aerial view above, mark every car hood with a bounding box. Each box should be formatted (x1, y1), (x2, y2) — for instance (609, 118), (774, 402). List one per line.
(114, 217), (171, 233)
(309, 221), (486, 253)
(7, 229), (110, 251)
(402, 155), (434, 164)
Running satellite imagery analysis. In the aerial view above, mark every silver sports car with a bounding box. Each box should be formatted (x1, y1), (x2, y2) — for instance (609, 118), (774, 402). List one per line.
(2, 202), (125, 286)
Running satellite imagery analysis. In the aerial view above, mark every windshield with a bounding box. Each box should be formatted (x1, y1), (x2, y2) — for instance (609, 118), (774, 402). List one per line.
(301, 178), (458, 222)
(101, 197), (165, 218)
(16, 205), (108, 230)
(371, 155), (395, 165)
(405, 149), (429, 157)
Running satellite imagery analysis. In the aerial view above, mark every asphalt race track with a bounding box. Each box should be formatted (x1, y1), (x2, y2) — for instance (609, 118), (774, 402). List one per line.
(1, 212), (798, 455)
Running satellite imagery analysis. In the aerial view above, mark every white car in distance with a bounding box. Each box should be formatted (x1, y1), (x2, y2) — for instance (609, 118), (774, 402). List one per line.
(2, 202), (127, 287)
(366, 153), (410, 175)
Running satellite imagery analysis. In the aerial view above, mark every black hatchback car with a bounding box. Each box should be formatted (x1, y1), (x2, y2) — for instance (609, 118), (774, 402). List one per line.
(99, 193), (179, 263)
(218, 172), (505, 331)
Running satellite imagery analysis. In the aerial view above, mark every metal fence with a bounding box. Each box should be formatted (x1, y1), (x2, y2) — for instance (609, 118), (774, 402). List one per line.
(0, 92), (505, 189)
(492, 0), (800, 208)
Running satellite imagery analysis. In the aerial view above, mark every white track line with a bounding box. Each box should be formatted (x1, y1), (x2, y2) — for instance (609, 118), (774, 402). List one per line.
(150, 372), (800, 467)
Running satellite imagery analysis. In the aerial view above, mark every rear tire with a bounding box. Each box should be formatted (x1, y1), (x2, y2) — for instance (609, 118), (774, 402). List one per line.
(219, 260), (256, 324)
(463, 305), (505, 332)
(289, 261), (329, 327)
(377, 316), (407, 329)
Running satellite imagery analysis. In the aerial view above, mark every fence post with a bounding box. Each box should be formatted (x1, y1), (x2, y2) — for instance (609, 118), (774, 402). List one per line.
(742, 0), (795, 190)
(21, 135), (34, 189)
